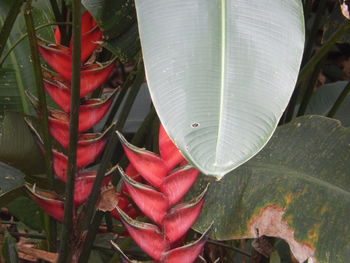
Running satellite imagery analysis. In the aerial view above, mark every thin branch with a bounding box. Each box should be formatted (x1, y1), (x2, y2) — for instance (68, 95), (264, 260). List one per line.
(327, 81), (350, 117)
(24, 0), (56, 251)
(57, 0), (81, 261)
(0, 0), (25, 58)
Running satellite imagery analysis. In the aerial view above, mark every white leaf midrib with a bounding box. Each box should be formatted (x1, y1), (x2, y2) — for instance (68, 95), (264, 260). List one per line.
(214, 0), (226, 166)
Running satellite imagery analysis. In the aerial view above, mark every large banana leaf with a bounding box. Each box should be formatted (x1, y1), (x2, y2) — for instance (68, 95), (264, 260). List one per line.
(191, 116), (350, 263)
(135, 0), (305, 178)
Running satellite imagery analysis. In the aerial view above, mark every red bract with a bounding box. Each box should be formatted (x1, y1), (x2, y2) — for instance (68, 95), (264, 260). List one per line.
(27, 12), (119, 219)
(114, 125), (209, 263)
(25, 184), (64, 222)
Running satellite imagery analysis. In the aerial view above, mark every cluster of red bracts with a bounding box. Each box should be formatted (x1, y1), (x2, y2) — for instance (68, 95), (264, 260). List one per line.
(111, 125), (210, 263)
(24, 10), (209, 262)
(24, 12), (138, 222)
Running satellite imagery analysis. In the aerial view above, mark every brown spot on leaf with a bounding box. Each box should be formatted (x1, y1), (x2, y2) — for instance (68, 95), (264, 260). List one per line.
(248, 205), (316, 263)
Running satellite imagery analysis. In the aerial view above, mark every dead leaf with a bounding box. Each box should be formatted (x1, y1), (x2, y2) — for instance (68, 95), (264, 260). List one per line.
(17, 245), (58, 263)
(96, 185), (119, 212)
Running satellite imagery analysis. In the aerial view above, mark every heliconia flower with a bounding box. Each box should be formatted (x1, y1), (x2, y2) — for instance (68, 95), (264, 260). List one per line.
(162, 186), (207, 243)
(116, 131), (168, 188)
(114, 124), (210, 263)
(160, 165), (199, 206)
(110, 241), (156, 263)
(53, 11), (102, 63)
(74, 173), (111, 206)
(121, 164), (143, 195)
(47, 90), (116, 136)
(160, 229), (210, 263)
(116, 207), (169, 261)
(119, 166), (168, 225)
(25, 184), (64, 222)
(158, 124), (185, 170)
(42, 62), (114, 111)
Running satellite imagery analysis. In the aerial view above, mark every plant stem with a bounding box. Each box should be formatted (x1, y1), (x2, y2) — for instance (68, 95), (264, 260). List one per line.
(57, 0), (81, 261)
(103, 63), (139, 130)
(0, 22), (72, 67)
(297, 57), (326, 116)
(0, 0), (25, 58)
(77, 211), (104, 263)
(302, 0), (327, 65)
(327, 81), (350, 117)
(298, 20), (350, 83)
(24, 0), (56, 251)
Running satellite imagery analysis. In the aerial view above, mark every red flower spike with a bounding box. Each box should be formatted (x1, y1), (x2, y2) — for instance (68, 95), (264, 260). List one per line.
(161, 228), (210, 263)
(116, 207), (169, 261)
(25, 184), (64, 222)
(160, 165), (199, 206)
(119, 166), (168, 224)
(74, 174), (111, 205)
(70, 11), (102, 62)
(38, 40), (72, 79)
(77, 90), (116, 132)
(54, 26), (61, 44)
(110, 241), (156, 263)
(47, 90), (116, 141)
(43, 62), (114, 103)
(116, 131), (168, 188)
(159, 124), (185, 170)
(110, 193), (130, 220)
(52, 150), (68, 181)
(162, 186), (208, 243)
(43, 78), (71, 113)
(79, 62), (115, 98)
(121, 164), (142, 195)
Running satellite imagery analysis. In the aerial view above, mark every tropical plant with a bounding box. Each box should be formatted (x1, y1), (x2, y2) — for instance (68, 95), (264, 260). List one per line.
(0, 0), (350, 263)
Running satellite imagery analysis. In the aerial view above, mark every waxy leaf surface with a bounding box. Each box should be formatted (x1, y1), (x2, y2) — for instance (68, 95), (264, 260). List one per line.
(191, 116), (350, 263)
(135, 0), (305, 177)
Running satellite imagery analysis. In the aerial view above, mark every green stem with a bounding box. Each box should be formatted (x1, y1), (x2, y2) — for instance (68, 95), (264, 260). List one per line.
(0, 0), (25, 58)
(77, 211), (104, 263)
(103, 63), (139, 130)
(327, 81), (350, 117)
(57, 0), (81, 262)
(302, 0), (327, 65)
(297, 57), (326, 116)
(24, 0), (56, 251)
(298, 20), (350, 83)
(0, 22), (72, 67)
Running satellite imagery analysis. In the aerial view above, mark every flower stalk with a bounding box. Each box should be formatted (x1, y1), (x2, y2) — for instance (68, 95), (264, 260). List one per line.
(56, 0), (81, 260)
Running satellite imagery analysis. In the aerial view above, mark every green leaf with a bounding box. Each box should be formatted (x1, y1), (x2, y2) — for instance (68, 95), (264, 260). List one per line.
(134, 0), (305, 178)
(270, 251), (281, 263)
(2, 231), (19, 263)
(191, 116), (350, 263)
(7, 196), (43, 231)
(0, 68), (23, 119)
(0, 111), (45, 175)
(82, 0), (136, 39)
(102, 23), (140, 64)
(0, 161), (25, 198)
(306, 81), (350, 126)
(0, 0), (54, 115)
